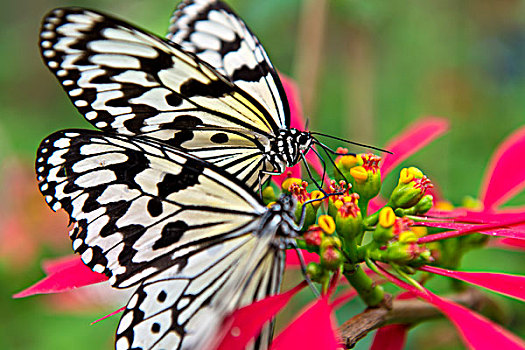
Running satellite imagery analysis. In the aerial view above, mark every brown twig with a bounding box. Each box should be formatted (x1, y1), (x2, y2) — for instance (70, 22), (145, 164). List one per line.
(338, 288), (488, 349)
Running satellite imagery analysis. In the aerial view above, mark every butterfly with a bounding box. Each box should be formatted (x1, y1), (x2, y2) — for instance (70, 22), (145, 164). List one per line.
(39, 2), (320, 193)
(36, 128), (302, 350)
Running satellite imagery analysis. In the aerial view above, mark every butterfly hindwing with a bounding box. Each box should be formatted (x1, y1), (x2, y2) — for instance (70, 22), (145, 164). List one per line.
(115, 234), (282, 350)
(167, 0), (290, 129)
(40, 7), (283, 189)
(36, 129), (267, 288)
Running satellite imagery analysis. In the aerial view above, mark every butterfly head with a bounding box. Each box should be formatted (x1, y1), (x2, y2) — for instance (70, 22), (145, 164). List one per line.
(268, 194), (299, 237)
(275, 128), (314, 168)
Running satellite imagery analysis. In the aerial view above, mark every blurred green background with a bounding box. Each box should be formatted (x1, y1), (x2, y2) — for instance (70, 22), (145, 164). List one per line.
(1, 0), (524, 349)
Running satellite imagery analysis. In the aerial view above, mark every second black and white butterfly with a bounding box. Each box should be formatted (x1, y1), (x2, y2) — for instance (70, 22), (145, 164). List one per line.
(36, 129), (301, 350)
(39, 2), (316, 191)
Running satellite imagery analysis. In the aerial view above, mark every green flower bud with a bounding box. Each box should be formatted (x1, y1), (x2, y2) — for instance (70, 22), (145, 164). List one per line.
(335, 194), (363, 240)
(262, 186), (277, 205)
(306, 262), (327, 283)
(320, 245), (344, 270)
(349, 154), (382, 201)
(389, 168), (433, 209)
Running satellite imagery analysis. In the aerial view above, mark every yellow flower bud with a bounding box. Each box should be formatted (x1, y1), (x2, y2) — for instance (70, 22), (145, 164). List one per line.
(318, 215), (336, 235)
(379, 207), (396, 228)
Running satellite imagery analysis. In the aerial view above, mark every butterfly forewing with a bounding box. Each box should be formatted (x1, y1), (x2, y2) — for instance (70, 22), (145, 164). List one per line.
(40, 7), (283, 189)
(167, 0), (290, 129)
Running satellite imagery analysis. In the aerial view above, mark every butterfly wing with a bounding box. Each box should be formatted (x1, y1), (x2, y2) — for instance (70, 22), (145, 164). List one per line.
(167, 0), (290, 129)
(40, 8), (281, 189)
(36, 129), (285, 349)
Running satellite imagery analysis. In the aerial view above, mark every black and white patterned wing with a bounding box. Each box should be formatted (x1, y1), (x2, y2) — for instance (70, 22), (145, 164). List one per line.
(36, 129), (285, 349)
(36, 129), (266, 288)
(167, 0), (290, 129)
(115, 237), (284, 350)
(39, 8), (279, 189)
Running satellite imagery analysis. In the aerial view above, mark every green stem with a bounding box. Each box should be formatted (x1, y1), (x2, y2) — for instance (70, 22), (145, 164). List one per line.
(343, 264), (384, 307)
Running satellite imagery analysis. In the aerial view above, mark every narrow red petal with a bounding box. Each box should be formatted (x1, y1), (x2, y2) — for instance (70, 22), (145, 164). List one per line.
(270, 296), (338, 350)
(381, 117), (449, 179)
(492, 237), (525, 251)
(13, 256), (108, 298)
(272, 164), (303, 187)
(280, 75), (306, 131)
(42, 254), (85, 274)
(285, 249), (320, 267)
(481, 126), (525, 209)
(370, 324), (408, 350)
(90, 306), (126, 325)
(418, 217), (525, 243)
(379, 265), (525, 350)
(215, 282), (307, 350)
(420, 266), (525, 302)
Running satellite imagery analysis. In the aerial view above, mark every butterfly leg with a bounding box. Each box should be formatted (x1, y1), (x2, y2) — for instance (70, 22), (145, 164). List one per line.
(287, 240), (320, 297)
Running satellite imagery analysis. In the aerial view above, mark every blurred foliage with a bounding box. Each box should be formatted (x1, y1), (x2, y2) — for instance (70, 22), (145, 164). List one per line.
(1, 0), (525, 349)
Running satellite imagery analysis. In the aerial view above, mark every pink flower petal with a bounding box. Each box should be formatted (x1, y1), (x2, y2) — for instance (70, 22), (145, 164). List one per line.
(42, 254), (85, 274)
(91, 306), (126, 325)
(492, 237), (525, 251)
(381, 117), (449, 179)
(13, 255), (108, 298)
(418, 217), (525, 243)
(270, 296), (339, 350)
(420, 266), (525, 302)
(379, 265), (525, 350)
(481, 126), (525, 209)
(285, 249), (320, 267)
(370, 324), (408, 350)
(216, 282), (307, 350)
(454, 208), (525, 224)
(273, 165), (303, 187)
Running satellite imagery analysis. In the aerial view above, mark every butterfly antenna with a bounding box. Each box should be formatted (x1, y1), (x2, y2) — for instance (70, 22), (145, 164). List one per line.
(300, 153), (328, 197)
(310, 145), (328, 186)
(310, 132), (393, 154)
(314, 141), (351, 187)
(304, 117), (310, 131)
(314, 140), (355, 156)
(289, 240), (320, 297)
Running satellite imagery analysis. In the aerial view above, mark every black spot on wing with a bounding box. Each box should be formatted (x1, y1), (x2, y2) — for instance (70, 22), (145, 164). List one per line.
(210, 132), (229, 144)
(147, 198), (163, 217)
(156, 158), (204, 197)
(180, 78), (233, 98)
(153, 221), (188, 250)
(164, 115), (203, 129)
(157, 290), (167, 302)
(231, 64), (269, 83)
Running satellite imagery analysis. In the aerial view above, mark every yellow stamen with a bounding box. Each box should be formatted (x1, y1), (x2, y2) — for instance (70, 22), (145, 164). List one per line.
(318, 215), (336, 234)
(309, 190), (324, 209)
(340, 155), (359, 169)
(350, 166), (368, 183)
(281, 177), (302, 192)
(399, 231), (417, 243)
(399, 168), (414, 184)
(334, 199), (344, 209)
(408, 167), (424, 178)
(379, 207), (396, 228)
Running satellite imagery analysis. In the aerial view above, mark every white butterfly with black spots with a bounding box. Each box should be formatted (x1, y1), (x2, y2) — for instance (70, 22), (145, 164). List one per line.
(39, 2), (315, 192)
(36, 129), (300, 350)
